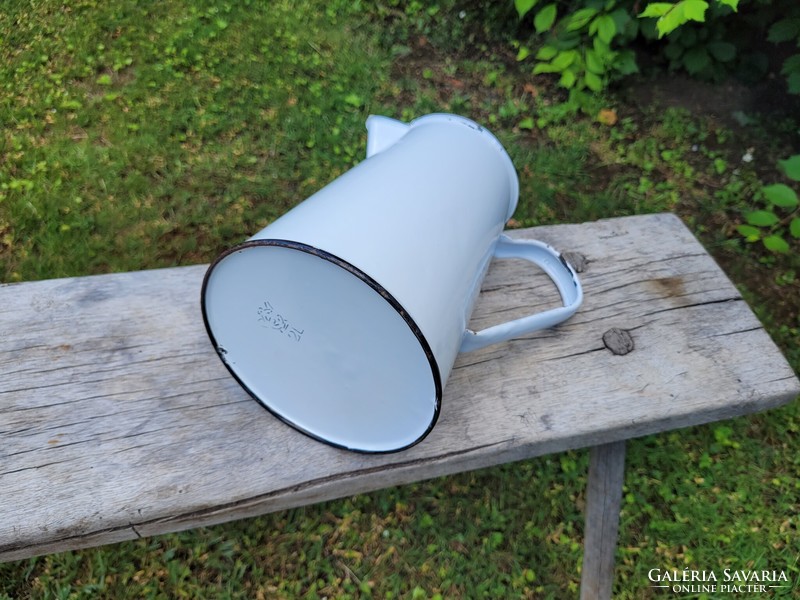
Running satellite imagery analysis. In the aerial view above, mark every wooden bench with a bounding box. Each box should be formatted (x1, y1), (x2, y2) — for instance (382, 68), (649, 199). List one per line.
(2, 213), (798, 598)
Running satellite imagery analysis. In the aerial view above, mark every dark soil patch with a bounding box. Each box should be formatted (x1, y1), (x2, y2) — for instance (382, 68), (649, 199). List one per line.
(714, 244), (800, 328)
(621, 75), (799, 328)
(622, 73), (800, 133)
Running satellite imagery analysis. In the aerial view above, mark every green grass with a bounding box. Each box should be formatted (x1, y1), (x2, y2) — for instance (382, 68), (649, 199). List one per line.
(1, 1), (799, 598)
(1, 0), (384, 280)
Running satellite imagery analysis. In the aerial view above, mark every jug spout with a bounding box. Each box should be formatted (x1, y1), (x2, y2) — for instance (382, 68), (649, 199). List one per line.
(365, 115), (410, 158)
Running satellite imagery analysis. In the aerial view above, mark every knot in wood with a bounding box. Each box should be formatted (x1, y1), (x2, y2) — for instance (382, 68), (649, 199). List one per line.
(602, 328), (634, 356)
(562, 251), (588, 273)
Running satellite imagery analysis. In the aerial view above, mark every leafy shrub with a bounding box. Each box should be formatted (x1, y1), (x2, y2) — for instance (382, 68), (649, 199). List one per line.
(737, 155), (800, 253)
(514, 0), (645, 110)
(765, 2), (800, 93)
(657, 5), (738, 79)
(514, 0), (799, 114)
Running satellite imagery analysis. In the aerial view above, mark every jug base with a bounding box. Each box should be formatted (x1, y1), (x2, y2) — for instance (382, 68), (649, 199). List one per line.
(201, 239), (442, 453)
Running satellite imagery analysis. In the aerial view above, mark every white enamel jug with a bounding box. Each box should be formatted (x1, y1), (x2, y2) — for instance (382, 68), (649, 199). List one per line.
(201, 113), (582, 453)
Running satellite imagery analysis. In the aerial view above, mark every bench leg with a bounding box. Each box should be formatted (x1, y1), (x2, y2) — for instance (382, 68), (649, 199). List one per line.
(579, 440), (626, 600)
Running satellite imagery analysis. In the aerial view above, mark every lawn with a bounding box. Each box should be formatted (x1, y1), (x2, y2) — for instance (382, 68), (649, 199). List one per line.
(1, 0), (798, 598)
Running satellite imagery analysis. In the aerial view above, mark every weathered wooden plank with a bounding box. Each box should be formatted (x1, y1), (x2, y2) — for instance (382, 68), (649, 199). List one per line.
(580, 441), (626, 600)
(1, 213), (798, 561)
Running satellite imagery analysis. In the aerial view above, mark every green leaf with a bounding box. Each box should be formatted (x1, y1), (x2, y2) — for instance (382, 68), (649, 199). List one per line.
(584, 70), (603, 92)
(59, 99), (83, 110)
(707, 41), (736, 62)
(745, 210), (779, 227)
(560, 69), (577, 88)
(533, 62), (561, 74)
(515, 0), (539, 19)
(596, 15), (617, 44)
(656, 5), (685, 37)
(763, 235), (790, 253)
(585, 49), (604, 74)
(763, 183), (799, 208)
(566, 8), (598, 32)
(555, 30), (582, 50)
(639, 2), (675, 18)
(736, 224), (761, 240)
(790, 217), (800, 238)
(767, 18), (800, 43)
(343, 93), (362, 107)
(683, 46), (711, 74)
(677, 26), (697, 47)
(536, 45), (558, 60)
(517, 46), (531, 61)
(654, 0), (708, 37)
(716, 0), (738, 9)
(535, 4), (557, 33)
(682, 0), (709, 22)
(551, 50), (578, 70)
(96, 74), (112, 86)
(609, 7), (633, 32)
(778, 155), (800, 181)
(781, 54), (800, 77)
(518, 116), (534, 130)
(593, 37), (613, 60)
(614, 49), (640, 75)
(788, 72), (800, 95)
(664, 41), (684, 61)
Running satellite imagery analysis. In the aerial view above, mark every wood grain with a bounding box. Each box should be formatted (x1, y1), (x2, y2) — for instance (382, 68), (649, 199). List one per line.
(580, 441), (626, 600)
(1, 213), (798, 561)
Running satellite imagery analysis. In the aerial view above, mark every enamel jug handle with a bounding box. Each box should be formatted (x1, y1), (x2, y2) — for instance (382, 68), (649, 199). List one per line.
(459, 234), (583, 353)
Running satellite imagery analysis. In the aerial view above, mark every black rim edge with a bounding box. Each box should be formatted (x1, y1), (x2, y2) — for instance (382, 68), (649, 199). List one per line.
(200, 238), (443, 455)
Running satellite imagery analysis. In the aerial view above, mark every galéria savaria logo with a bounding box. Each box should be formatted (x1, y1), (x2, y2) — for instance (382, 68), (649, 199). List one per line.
(648, 568), (792, 594)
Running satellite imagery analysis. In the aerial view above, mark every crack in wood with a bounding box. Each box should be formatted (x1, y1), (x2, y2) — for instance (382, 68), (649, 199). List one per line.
(541, 347), (606, 362)
(640, 297), (742, 318)
(0, 375), (133, 397)
(111, 442), (162, 455)
(0, 388), (156, 414)
(598, 251), (710, 265)
(0, 439), (515, 556)
(1, 343), (162, 377)
(454, 356), (500, 369)
(7, 423), (200, 459)
(709, 326), (763, 338)
(0, 459), (75, 477)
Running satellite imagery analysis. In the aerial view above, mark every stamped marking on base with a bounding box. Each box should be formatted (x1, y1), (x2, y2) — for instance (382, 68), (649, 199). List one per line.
(257, 300), (304, 342)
